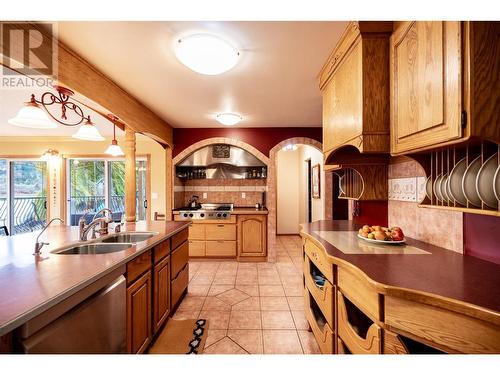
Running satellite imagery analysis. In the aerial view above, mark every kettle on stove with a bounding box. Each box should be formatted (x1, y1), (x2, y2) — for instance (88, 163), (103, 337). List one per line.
(188, 195), (202, 209)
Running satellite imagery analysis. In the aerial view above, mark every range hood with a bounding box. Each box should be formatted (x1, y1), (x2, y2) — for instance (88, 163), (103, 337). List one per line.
(178, 144), (265, 167)
(176, 144), (266, 179)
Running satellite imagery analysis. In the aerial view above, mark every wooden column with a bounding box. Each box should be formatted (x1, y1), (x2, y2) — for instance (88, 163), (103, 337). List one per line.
(125, 127), (136, 222)
(165, 146), (173, 220)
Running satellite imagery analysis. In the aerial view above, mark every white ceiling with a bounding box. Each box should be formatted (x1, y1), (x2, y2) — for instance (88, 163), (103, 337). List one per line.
(56, 21), (348, 128)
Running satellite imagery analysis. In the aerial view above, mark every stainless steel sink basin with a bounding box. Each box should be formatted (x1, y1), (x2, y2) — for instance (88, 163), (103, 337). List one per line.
(98, 232), (157, 244)
(53, 243), (134, 255)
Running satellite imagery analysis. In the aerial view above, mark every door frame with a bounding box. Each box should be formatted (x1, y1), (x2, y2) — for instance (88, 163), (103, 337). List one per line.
(0, 155), (50, 234)
(62, 154), (151, 224)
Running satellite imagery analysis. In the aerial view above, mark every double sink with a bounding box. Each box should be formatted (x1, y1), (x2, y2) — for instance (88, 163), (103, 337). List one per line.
(52, 232), (158, 255)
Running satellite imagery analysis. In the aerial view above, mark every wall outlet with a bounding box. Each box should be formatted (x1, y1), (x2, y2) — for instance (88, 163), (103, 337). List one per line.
(203, 192), (207, 199)
(241, 192), (246, 199)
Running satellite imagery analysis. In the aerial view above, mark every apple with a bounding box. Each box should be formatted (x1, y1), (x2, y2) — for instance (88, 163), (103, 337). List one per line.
(361, 231), (369, 238)
(372, 225), (382, 232)
(367, 233), (375, 240)
(362, 225), (371, 233)
(390, 228), (405, 241)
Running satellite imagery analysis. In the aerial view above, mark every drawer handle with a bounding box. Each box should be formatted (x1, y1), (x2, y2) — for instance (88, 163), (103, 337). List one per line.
(217, 240), (224, 243)
(217, 224), (224, 227)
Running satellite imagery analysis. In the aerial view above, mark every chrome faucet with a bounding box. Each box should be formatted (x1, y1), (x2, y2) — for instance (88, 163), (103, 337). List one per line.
(34, 218), (64, 255)
(78, 208), (114, 241)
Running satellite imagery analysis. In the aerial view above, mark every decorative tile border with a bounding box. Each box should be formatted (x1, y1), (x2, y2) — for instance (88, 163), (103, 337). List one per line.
(388, 177), (427, 202)
(175, 185), (267, 192)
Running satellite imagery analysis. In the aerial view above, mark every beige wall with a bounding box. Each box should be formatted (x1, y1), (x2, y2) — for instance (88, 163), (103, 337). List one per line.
(0, 133), (166, 221)
(298, 145), (325, 223)
(277, 149), (300, 234)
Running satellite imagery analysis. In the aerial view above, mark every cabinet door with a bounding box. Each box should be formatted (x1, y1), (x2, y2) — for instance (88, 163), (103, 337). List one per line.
(127, 271), (152, 354)
(153, 256), (170, 334)
(322, 40), (363, 153)
(391, 21), (462, 154)
(188, 223), (205, 240)
(238, 215), (267, 257)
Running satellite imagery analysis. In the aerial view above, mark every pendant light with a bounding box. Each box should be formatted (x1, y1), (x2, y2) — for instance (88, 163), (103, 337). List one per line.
(105, 123), (124, 156)
(72, 116), (105, 141)
(8, 95), (57, 129)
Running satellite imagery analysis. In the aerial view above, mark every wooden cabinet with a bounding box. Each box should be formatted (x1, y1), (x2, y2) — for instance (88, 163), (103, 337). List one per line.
(391, 21), (500, 154)
(153, 255), (170, 334)
(171, 264), (189, 309)
(391, 21), (462, 154)
(237, 215), (267, 259)
(170, 230), (189, 310)
(320, 22), (392, 159)
(126, 271), (152, 354)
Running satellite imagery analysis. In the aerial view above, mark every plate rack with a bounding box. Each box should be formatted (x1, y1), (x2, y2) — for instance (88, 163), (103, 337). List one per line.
(335, 164), (388, 201)
(417, 141), (500, 217)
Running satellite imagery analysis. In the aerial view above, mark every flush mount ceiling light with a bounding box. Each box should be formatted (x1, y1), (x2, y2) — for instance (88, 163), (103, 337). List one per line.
(174, 34), (240, 75)
(105, 122), (124, 156)
(282, 144), (298, 151)
(216, 112), (242, 126)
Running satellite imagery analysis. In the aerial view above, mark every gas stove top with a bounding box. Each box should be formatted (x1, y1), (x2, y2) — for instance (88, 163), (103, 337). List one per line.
(177, 203), (233, 220)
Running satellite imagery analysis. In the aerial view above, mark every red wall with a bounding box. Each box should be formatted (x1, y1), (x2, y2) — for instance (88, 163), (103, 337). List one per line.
(352, 201), (389, 228)
(464, 213), (500, 265)
(172, 127), (322, 158)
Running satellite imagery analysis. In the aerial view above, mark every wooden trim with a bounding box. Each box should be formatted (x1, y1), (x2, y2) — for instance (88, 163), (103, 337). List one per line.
(124, 127), (136, 222)
(166, 147), (173, 220)
(0, 22), (173, 147)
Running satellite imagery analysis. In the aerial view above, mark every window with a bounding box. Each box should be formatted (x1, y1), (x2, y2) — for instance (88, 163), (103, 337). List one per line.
(0, 159), (48, 235)
(66, 157), (148, 225)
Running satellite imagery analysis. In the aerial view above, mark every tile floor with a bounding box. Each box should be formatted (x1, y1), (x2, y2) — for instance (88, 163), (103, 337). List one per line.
(173, 235), (320, 354)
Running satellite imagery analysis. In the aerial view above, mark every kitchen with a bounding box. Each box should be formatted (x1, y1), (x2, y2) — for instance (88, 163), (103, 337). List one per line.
(1, 2), (500, 373)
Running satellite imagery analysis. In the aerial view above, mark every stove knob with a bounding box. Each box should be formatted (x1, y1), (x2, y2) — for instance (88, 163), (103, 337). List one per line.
(216, 213), (222, 218)
(183, 213), (188, 218)
(222, 213), (227, 218)
(189, 213), (194, 218)
(200, 213), (205, 218)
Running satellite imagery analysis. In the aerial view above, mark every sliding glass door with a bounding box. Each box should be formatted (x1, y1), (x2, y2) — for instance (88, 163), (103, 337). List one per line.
(67, 158), (147, 225)
(0, 159), (48, 235)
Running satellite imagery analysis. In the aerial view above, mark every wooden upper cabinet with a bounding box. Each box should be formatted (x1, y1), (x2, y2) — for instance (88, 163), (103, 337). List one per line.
(237, 215), (267, 258)
(391, 21), (500, 154)
(320, 22), (392, 161)
(391, 21), (462, 154)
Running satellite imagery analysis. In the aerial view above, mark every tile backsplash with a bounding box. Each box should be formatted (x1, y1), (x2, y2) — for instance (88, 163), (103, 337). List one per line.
(388, 158), (463, 253)
(174, 178), (267, 208)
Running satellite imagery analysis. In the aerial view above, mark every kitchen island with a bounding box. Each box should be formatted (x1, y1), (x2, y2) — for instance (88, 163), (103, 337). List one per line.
(0, 220), (190, 353)
(300, 220), (500, 354)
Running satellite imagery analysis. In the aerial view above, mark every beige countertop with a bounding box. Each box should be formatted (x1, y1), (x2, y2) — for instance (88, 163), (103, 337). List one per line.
(0, 221), (190, 336)
(172, 207), (268, 215)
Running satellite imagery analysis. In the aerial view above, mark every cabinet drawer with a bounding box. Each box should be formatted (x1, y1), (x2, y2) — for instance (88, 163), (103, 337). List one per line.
(304, 255), (335, 327)
(385, 296), (500, 354)
(205, 224), (236, 241)
(303, 238), (334, 283)
(172, 228), (188, 250)
(337, 267), (380, 321)
(189, 240), (205, 257)
(337, 291), (381, 354)
(206, 240), (236, 257)
(126, 250), (152, 285)
(171, 241), (189, 279)
(189, 224), (205, 240)
(304, 288), (335, 354)
(153, 240), (170, 264)
(171, 264), (189, 310)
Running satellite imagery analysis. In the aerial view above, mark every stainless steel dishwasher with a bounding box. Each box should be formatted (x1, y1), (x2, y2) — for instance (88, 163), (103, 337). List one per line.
(17, 270), (126, 354)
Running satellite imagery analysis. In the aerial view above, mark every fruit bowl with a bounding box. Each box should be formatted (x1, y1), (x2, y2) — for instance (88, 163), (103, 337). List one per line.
(356, 234), (406, 245)
(357, 225), (405, 244)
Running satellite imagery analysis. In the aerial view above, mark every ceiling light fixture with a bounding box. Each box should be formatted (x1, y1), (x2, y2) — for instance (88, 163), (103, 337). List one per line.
(282, 144), (298, 151)
(72, 116), (105, 141)
(105, 122), (124, 156)
(216, 112), (242, 126)
(8, 96), (56, 129)
(9, 85), (106, 141)
(174, 34), (240, 75)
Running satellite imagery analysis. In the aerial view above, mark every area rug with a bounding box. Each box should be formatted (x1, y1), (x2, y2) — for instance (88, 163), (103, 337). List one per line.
(148, 319), (209, 354)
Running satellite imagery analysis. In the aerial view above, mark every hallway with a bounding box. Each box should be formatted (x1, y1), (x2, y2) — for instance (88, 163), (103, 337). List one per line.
(172, 235), (319, 354)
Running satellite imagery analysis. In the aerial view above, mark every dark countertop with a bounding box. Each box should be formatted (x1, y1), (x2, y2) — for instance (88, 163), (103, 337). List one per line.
(301, 220), (500, 321)
(0, 221), (190, 336)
